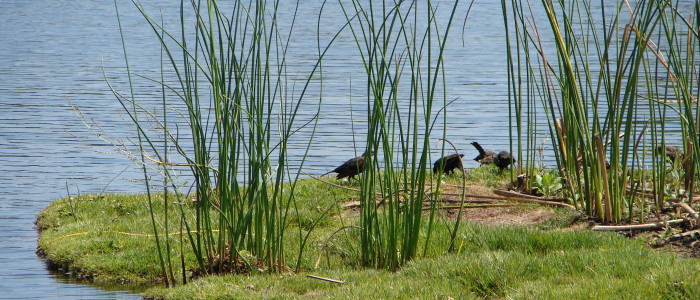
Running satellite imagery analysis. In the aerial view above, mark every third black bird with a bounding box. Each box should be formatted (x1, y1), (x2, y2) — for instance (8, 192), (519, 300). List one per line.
(655, 146), (683, 163)
(494, 151), (515, 170)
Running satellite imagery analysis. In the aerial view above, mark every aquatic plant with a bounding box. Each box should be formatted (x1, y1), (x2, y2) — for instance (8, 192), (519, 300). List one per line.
(501, 0), (699, 222)
(111, 0), (335, 285)
(336, 0), (466, 269)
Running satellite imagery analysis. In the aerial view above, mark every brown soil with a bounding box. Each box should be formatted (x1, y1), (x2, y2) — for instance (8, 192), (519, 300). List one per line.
(453, 206), (555, 226)
(643, 227), (700, 259)
(437, 183), (556, 226)
(339, 182), (700, 258)
(654, 239), (700, 258)
(341, 182), (559, 226)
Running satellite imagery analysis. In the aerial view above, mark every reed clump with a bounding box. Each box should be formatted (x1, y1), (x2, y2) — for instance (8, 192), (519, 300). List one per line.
(111, 0), (339, 286)
(110, 0), (472, 285)
(501, 0), (700, 224)
(337, 0), (467, 270)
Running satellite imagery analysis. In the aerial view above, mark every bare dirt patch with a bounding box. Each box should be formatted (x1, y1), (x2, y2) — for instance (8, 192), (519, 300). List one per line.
(341, 182), (562, 227)
(454, 206), (556, 226)
(337, 180), (700, 258)
(433, 183), (559, 226)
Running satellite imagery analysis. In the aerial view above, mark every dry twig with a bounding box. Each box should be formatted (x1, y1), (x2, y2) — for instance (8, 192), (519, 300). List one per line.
(306, 275), (346, 284)
(493, 190), (575, 209)
(591, 219), (687, 231)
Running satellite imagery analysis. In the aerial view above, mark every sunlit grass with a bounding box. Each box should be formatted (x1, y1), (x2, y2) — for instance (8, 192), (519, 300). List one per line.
(36, 178), (356, 283)
(143, 221), (699, 299)
(38, 172), (700, 298)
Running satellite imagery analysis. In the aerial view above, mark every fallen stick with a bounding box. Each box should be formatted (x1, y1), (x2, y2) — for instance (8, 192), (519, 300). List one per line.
(429, 193), (521, 202)
(591, 219), (687, 231)
(492, 189), (569, 202)
(306, 275), (346, 284)
(422, 204), (516, 210)
(432, 192), (513, 200)
(625, 188), (700, 201)
(435, 192), (565, 203)
(668, 229), (700, 241)
(492, 190), (576, 209)
(341, 200), (385, 209)
(625, 188), (655, 199)
(427, 199), (497, 204)
(302, 171), (362, 192)
(343, 199), (500, 209)
(672, 202), (699, 225)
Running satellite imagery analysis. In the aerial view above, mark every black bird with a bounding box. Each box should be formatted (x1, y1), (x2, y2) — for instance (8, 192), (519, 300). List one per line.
(470, 141), (497, 165)
(655, 146), (683, 163)
(494, 151), (516, 170)
(433, 153), (465, 175)
(324, 151), (374, 180)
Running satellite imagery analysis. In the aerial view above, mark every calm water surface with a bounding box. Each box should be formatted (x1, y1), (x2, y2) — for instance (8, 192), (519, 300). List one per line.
(0, 0), (688, 298)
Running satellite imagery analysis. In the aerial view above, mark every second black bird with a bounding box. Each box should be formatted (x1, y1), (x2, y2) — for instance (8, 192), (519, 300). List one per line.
(470, 141), (497, 165)
(471, 141), (515, 170)
(655, 146), (683, 163)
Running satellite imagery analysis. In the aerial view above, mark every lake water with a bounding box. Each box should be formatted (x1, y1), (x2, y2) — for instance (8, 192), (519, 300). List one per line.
(0, 0), (692, 298)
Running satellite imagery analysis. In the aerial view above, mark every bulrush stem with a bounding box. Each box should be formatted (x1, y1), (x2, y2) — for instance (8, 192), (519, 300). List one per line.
(594, 135), (612, 222)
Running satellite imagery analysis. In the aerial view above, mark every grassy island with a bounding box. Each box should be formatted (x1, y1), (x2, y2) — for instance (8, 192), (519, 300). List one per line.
(37, 169), (700, 299)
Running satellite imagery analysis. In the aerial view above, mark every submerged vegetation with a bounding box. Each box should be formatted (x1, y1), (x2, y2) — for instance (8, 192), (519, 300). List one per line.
(41, 0), (700, 297)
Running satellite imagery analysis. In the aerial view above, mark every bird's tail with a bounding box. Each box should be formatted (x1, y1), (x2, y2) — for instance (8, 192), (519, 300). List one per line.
(471, 141), (486, 159)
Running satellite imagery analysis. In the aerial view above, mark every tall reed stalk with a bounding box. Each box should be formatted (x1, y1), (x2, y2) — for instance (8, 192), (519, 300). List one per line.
(502, 0), (698, 223)
(337, 0), (462, 270)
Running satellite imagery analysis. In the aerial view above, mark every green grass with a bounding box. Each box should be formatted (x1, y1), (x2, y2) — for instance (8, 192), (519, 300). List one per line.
(36, 178), (355, 283)
(143, 234), (699, 299)
(37, 175), (700, 299)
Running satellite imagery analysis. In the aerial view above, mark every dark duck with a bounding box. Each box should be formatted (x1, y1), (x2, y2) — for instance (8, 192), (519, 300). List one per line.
(433, 153), (465, 175)
(470, 141), (497, 165)
(471, 141), (515, 170)
(324, 151), (374, 180)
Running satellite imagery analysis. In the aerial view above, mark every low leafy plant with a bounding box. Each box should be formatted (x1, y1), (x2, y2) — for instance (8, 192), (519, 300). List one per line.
(533, 171), (563, 198)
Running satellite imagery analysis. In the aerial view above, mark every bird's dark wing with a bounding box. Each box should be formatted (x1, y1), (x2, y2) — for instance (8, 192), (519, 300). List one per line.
(334, 156), (364, 179)
(433, 156), (446, 173)
(434, 153), (465, 174)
